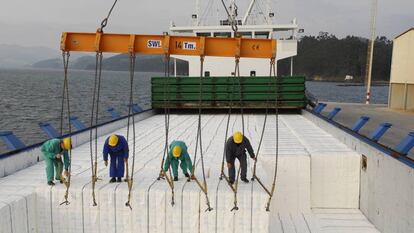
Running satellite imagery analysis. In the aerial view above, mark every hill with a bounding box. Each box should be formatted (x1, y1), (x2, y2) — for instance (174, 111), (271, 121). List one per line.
(32, 54), (189, 74)
(278, 32), (392, 82)
(0, 44), (58, 68)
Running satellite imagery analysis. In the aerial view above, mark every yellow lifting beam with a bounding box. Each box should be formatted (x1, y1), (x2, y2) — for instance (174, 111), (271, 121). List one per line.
(60, 32), (277, 58)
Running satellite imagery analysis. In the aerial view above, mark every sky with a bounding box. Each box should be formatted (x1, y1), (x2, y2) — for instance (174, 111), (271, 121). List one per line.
(0, 0), (413, 49)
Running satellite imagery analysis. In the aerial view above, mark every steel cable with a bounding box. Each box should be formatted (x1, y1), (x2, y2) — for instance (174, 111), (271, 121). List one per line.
(157, 54), (175, 205)
(98, 0), (119, 32)
(220, 0), (239, 34)
(249, 58), (279, 211)
(219, 58), (244, 211)
(190, 56), (213, 211)
(265, 60), (279, 211)
(60, 51), (73, 205)
(88, 52), (103, 206)
(125, 54), (137, 209)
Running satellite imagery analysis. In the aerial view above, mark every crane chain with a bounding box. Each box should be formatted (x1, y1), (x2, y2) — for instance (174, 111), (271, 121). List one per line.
(265, 58), (279, 211)
(250, 58), (279, 211)
(88, 52), (103, 206)
(219, 57), (244, 211)
(251, 58), (274, 179)
(157, 54), (175, 206)
(125, 53), (137, 210)
(190, 56), (213, 212)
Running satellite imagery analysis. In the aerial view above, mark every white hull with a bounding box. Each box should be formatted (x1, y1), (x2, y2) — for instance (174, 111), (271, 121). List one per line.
(173, 40), (298, 76)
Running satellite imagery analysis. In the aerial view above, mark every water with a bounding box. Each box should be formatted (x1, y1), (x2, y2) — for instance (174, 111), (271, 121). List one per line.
(306, 81), (389, 104)
(0, 69), (157, 154)
(0, 69), (389, 154)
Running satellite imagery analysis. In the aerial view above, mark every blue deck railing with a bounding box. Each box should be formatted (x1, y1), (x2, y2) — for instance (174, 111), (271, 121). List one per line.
(0, 106), (151, 159)
(308, 103), (414, 168)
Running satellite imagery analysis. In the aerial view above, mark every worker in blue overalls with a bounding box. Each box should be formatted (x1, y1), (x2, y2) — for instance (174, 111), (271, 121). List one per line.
(103, 134), (129, 183)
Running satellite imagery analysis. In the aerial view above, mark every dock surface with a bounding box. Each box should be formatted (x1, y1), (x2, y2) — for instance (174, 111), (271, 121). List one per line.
(322, 102), (414, 158)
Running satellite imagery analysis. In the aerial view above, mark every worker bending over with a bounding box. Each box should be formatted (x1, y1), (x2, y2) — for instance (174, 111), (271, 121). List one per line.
(162, 140), (193, 181)
(41, 138), (71, 186)
(103, 134), (129, 183)
(225, 131), (256, 184)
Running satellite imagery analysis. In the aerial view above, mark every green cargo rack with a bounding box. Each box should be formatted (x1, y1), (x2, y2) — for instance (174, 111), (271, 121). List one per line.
(151, 76), (306, 109)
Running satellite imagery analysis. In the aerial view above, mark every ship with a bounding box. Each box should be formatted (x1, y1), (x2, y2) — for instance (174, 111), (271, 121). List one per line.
(0, 1), (413, 233)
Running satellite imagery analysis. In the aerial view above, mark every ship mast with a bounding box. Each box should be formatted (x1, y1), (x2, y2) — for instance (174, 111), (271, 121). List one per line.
(243, 0), (256, 25)
(242, 0), (273, 25)
(196, 0), (200, 26)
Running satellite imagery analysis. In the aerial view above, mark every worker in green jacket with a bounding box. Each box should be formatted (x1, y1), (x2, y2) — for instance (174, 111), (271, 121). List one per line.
(162, 140), (194, 181)
(40, 138), (71, 186)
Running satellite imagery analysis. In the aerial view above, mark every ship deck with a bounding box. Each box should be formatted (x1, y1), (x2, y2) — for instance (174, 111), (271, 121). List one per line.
(321, 102), (414, 158)
(0, 113), (380, 233)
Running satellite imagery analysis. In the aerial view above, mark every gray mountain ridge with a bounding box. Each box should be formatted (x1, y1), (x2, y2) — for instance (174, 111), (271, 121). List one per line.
(31, 54), (188, 74)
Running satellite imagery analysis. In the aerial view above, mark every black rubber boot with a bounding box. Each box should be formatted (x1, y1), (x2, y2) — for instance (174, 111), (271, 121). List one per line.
(117, 177), (122, 183)
(229, 180), (235, 185)
(48, 181), (55, 186)
(174, 177), (178, 181)
(184, 173), (190, 178)
(241, 178), (249, 183)
(109, 177), (116, 183)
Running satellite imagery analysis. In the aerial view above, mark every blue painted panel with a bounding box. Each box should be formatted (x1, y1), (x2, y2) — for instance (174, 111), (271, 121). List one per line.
(369, 123), (392, 142)
(395, 132), (414, 155)
(351, 116), (370, 132)
(70, 116), (86, 130)
(0, 131), (26, 150)
(327, 107), (341, 120)
(313, 103), (327, 114)
(129, 104), (143, 114)
(107, 107), (121, 119)
(38, 122), (59, 138)
(307, 109), (414, 169)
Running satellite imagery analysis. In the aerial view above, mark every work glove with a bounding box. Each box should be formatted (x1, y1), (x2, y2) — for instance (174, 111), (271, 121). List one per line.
(227, 162), (233, 168)
(64, 170), (70, 177)
(158, 171), (166, 180)
(104, 160), (108, 167)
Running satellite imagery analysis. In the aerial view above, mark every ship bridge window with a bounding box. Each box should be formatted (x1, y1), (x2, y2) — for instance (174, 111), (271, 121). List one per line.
(255, 32), (270, 39)
(214, 32), (231, 38)
(196, 32), (211, 37)
(239, 32), (252, 38)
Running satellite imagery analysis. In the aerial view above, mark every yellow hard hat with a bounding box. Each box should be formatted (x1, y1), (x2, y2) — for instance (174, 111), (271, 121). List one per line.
(62, 138), (72, 150)
(108, 134), (119, 147)
(233, 131), (243, 144)
(172, 145), (182, 158)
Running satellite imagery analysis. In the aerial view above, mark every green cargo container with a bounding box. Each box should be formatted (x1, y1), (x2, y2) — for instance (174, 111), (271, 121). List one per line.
(152, 84), (305, 93)
(151, 76), (305, 85)
(152, 93), (305, 101)
(152, 101), (306, 109)
(151, 76), (306, 109)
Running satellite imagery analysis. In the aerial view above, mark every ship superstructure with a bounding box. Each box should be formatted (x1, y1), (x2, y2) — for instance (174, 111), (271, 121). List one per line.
(169, 0), (299, 76)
